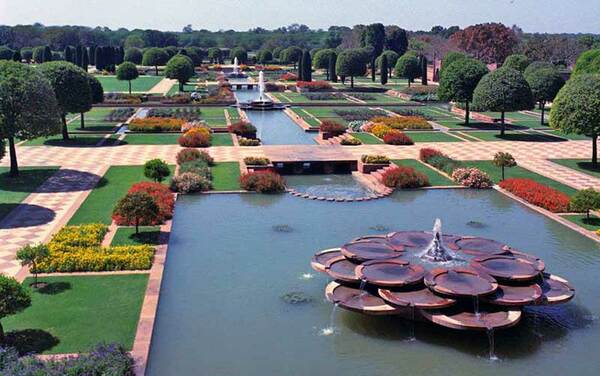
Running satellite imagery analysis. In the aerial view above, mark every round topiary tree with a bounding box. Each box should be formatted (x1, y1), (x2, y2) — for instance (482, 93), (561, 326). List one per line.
(165, 55), (194, 92)
(441, 51), (468, 71)
(17, 244), (49, 288)
(282, 46), (302, 69)
(142, 47), (169, 76)
(116, 61), (139, 94)
(0, 61), (61, 176)
(113, 191), (160, 234)
(0, 275), (31, 343)
(312, 49), (337, 79)
(38, 61), (93, 140)
(207, 47), (222, 64)
(336, 49), (367, 88)
(257, 49), (273, 64)
(524, 62), (565, 125)
(503, 54), (531, 73)
(144, 158), (171, 182)
(376, 50), (400, 78)
(395, 52), (420, 87)
(438, 58), (489, 125)
(124, 47), (143, 65)
(493, 151), (517, 180)
(550, 74), (600, 165)
(572, 49), (600, 76)
(570, 188), (600, 220)
(472, 67), (534, 136)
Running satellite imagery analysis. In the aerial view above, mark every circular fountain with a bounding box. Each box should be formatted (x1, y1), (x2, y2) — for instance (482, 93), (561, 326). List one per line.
(238, 71), (286, 111)
(226, 57), (247, 79)
(311, 219), (575, 331)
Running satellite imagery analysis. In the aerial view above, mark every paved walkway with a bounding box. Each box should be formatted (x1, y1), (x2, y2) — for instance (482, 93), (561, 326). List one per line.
(147, 78), (177, 95)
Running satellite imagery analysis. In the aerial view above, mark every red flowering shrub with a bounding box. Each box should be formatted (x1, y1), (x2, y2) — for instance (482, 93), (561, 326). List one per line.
(228, 121), (257, 138)
(380, 167), (429, 189)
(419, 148), (446, 162)
(176, 148), (214, 165)
(320, 120), (346, 136)
(178, 128), (211, 147)
(296, 80), (332, 91)
(499, 178), (570, 213)
(113, 182), (174, 225)
(280, 72), (298, 81)
(240, 171), (286, 193)
(383, 130), (414, 145)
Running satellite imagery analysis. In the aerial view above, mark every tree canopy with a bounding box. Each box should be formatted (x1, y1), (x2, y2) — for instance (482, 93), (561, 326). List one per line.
(165, 54), (194, 91)
(572, 49), (600, 76)
(142, 47), (169, 75)
(503, 54), (531, 72)
(450, 22), (517, 64)
(394, 52), (420, 86)
(376, 50), (400, 72)
(335, 49), (367, 88)
(523, 62), (564, 124)
(116, 61), (139, 94)
(230, 47), (248, 64)
(124, 47), (143, 64)
(0, 275), (31, 341)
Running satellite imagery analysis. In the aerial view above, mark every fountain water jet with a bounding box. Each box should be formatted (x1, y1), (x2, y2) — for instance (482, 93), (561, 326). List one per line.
(238, 70), (286, 110)
(419, 219), (460, 262)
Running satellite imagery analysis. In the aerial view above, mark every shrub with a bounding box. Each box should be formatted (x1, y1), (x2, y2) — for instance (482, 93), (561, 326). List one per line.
(112, 192), (160, 234)
(383, 130), (414, 145)
(419, 147), (447, 162)
(371, 124), (392, 139)
(369, 115), (432, 130)
(170, 172), (211, 193)
(280, 72), (297, 81)
(148, 107), (203, 121)
(228, 121), (257, 138)
(569, 188), (600, 218)
(426, 155), (462, 175)
(144, 159), (171, 182)
(296, 80), (332, 91)
(361, 155), (390, 164)
(176, 148), (214, 165)
(240, 171), (286, 193)
(452, 168), (493, 189)
(244, 157), (271, 165)
(239, 137), (261, 146)
(113, 182), (174, 226)
(16, 244), (49, 285)
(128, 117), (184, 132)
(50, 224), (108, 247)
(341, 137), (362, 145)
(499, 178), (570, 212)
(320, 120), (346, 136)
(178, 127), (212, 147)
(380, 167), (429, 189)
(179, 159), (211, 179)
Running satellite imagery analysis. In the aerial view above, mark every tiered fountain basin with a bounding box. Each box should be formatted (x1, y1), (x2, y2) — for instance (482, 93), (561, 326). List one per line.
(312, 230), (574, 331)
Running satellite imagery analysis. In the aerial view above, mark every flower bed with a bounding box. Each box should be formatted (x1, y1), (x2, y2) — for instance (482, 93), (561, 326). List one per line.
(36, 224), (154, 272)
(341, 137), (362, 145)
(176, 148), (213, 165)
(128, 117), (184, 132)
(419, 148), (446, 162)
(359, 154), (390, 173)
(244, 157), (270, 166)
(240, 171), (286, 193)
(383, 130), (414, 145)
(369, 115), (432, 130)
(320, 120), (346, 139)
(239, 137), (261, 146)
(296, 80), (332, 92)
(499, 178), (571, 213)
(280, 72), (298, 81)
(103, 93), (143, 105)
(452, 168), (493, 189)
(303, 92), (344, 100)
(113, 182), (174, 225)
(333, 108), (387, 122)
(371, 124), (391, 139)
(106, 108), (135, 122)
(171, 149), (213, 193)
(147, 107), (203, 121)
(228, 121), (257, 139)
(380, 166), (429, 189)
(178, 127), (212, 147)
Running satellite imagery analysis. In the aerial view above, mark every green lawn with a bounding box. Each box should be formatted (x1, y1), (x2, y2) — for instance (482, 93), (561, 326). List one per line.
(0, 167), (59, 221)
(544, 130), (590, 140)
(288, 108), (323, 127)
(68, 107), (121, 133)
(551, 159), (600, 179)
(68, 165), (175, 225)
(563, 214), (600, 231)
(96, 75), (163, 92)
(4, 274), (148, 354)
(123, 133), (232, 146)
(22, 134), (107, 146)
(407, 132), (464, 143)
(111, 226), (161, 246)
(464, 131), (565, 142)
(392, 159), (455, 186)
(270, 92), (351, 104)
(351, 133), (383, 144)
(200, 107), (228, 127)
(212, 162), (241, 191)
(463, 160), (577, 196)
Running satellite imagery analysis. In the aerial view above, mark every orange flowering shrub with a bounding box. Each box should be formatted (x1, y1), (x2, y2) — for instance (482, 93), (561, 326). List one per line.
(128, 117), (184, 132)
(178, 127), (212, 147)
(369, 115), (432, 130)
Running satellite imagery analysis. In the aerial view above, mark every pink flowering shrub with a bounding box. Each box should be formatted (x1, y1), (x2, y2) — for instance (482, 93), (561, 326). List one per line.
(452, 168), (493, 189)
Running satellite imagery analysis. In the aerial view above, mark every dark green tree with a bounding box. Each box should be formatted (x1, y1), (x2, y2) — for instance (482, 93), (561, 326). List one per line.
(142, 47), (169, 75)
(0, 61), (61, 176)
(371, 54), (376, 82)
(421, 56), (428, 85)
(0, 47), (14, 60)
(79, 74), (104, 129)
(329, 53), (337, 83)
(385, 26), (408, 55)
(312, 49), (336, 80)
(473, 67), (535, 136)
(572, 49), (600, 76)
(32, 46), (45, 63)
(12, 50), (21, 62)
(438, 58), (489, 125)
(113, 192), (160, 234)
(380, 54), (388, 85)
(362, 23), (386, 57)
(395, 53), (420, 87)
(503, 54), (531, 72)
(43, 46), (52, 62)
(523, 62), (565, 125)
(75, 45), (82, 67)
(282, 46), (302, 69)
(38, 61), (93, 140)
(301, 50), (312, 82)
(257, 49), (273, 64)
(21, 48), (33, 63)
(550, 74), (600, 165)
(94, 45), (104, 70)
(165, 55), (194, 92)
(64, 46), (73, 63)
(376, 50), (400, 78)
(570, 189), (600, 219)
(124, 47), (143, 64)
(207, 47), (222, 64)
(441, 51), (468, 71)
(336, 49), (367, 88)
(144, 158), (171, 182)
(230, 47), (248, 64)
(116, 61), (139, 94)
(0, 275), (31, 343)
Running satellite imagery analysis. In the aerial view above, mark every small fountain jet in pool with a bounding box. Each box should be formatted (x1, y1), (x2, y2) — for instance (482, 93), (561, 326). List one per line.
(239, 71), (285, 110)
(227, 57), (247, 78)
(420, 219), (459, 262)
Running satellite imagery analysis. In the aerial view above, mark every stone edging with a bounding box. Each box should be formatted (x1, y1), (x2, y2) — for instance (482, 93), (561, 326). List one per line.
(286, 187), (392, 202)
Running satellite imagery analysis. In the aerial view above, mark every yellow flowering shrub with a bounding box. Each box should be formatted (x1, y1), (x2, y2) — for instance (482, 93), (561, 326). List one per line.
(371, 124), (392, 139)
(37, 224), (154, 272)
(370, 115), (432, 130)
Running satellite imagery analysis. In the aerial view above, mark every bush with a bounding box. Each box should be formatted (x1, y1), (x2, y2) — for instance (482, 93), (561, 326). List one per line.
(419, 147), (447, 162)
(240, 171), (286, 193)
(372, 124), (392, 139)
(570, 188), (600, 218)
(144, 159), (170, 182)
(452, 168), (493, 188)
(369, 115), (432, 130)
(113, 182), (174, 226)
(380, 167), (429, 189)
(178, 127), (212, 147)
(499, 178), (570, 212)
(280, 72), (298, 81)
(128, 117), (184, 132)
(341, 137), (362, 145)
(239, 137), (261, 146)
(383, 130), (414, 145)
(49, 224), (107, 248)
(361, 155), (390, 164)
(113, 192), (160, 234)
(176, 148), (214, 165)
(244, 157), (271, 165)
(228, 121), (257, 138)
(296, 80), (332, 91)
(170, 172), (212, 193)
(179, 159), (211, 179)
(320, 120), (346, 136)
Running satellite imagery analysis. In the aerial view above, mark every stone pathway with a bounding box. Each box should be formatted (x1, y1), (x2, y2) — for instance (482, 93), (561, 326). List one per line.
(147, 78), (177, 95)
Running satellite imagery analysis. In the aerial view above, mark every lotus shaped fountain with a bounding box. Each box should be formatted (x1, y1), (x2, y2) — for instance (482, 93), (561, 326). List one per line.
(311, 219), (574, 331)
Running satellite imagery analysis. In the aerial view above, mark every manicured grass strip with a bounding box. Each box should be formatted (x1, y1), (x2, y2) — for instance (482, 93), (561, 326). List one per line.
(23, 134), (106, 146)
(4, 274), (148, 354)
(68, 107), (119, 133)
(96, 75), (163, 92)
(463, 160), (577, 196)
(544, 130), (589, 140)
(563, 214), (600, 231)
(407, 132), (463, 143)
(289, 108), (321, 128)
(392, 159), (455, 187)
(0, 167), (59, 221)
(211, 162), (241, 191)
(111, 226), (161, 246)
(352, 133), (383, 144)
(551, 159), (600, 179)
(212, 133), (234, 146)
(124, 134), (179, 145)
(68, 165), (175, 225)
(200, 107), (228, 127)
(464, 131), (565, 142)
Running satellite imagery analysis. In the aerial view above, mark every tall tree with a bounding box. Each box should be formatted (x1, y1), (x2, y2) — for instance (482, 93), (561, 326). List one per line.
(361, 23), (385, 57)
(329, 53), (337, 83)
(94, 45), (104, 70)
(473, 67), (534, 136)
(38, 61), (93, 140)
(116, 61), (139, 94)
(0, 61), (61, 176)
(165, 54), (194, 92)
(75, 45), (83, 67)
(12, 50), (21, 62)
(503, 54), (531, 72)
(301, 50), (312, 82)
(207, 47), (222, 64)
(43, 46), (52, 62)
(380, 54), (388, 85)
(313, 49), (336, 80)
(421, 55), (428, 85)
(124, 47), (143, 64)
(336, 49), (367, 88)
(230, 47), (248, 64)
(572, 49), (600, 76)
(376, 51), (399, 78)
(395, 53), (420, 87)
(281, 46), (302, 69)
(438, 58), (489, 126)
(33, 46), (45, 63)
(80, 74), (104, 129)
(550, 74), (600, 165)
(450, 23), (517, 64)
(523, 62), (564, 125)
(142, 47), (169, 76)
(385, 26), (408, 55)
(82, 48), (89, 72)
(371, 54), (376, 82)
(64, 46), (73, 63)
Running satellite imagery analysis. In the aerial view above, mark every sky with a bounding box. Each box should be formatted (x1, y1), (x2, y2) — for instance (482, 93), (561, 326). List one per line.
(1, 0), (599, 33)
